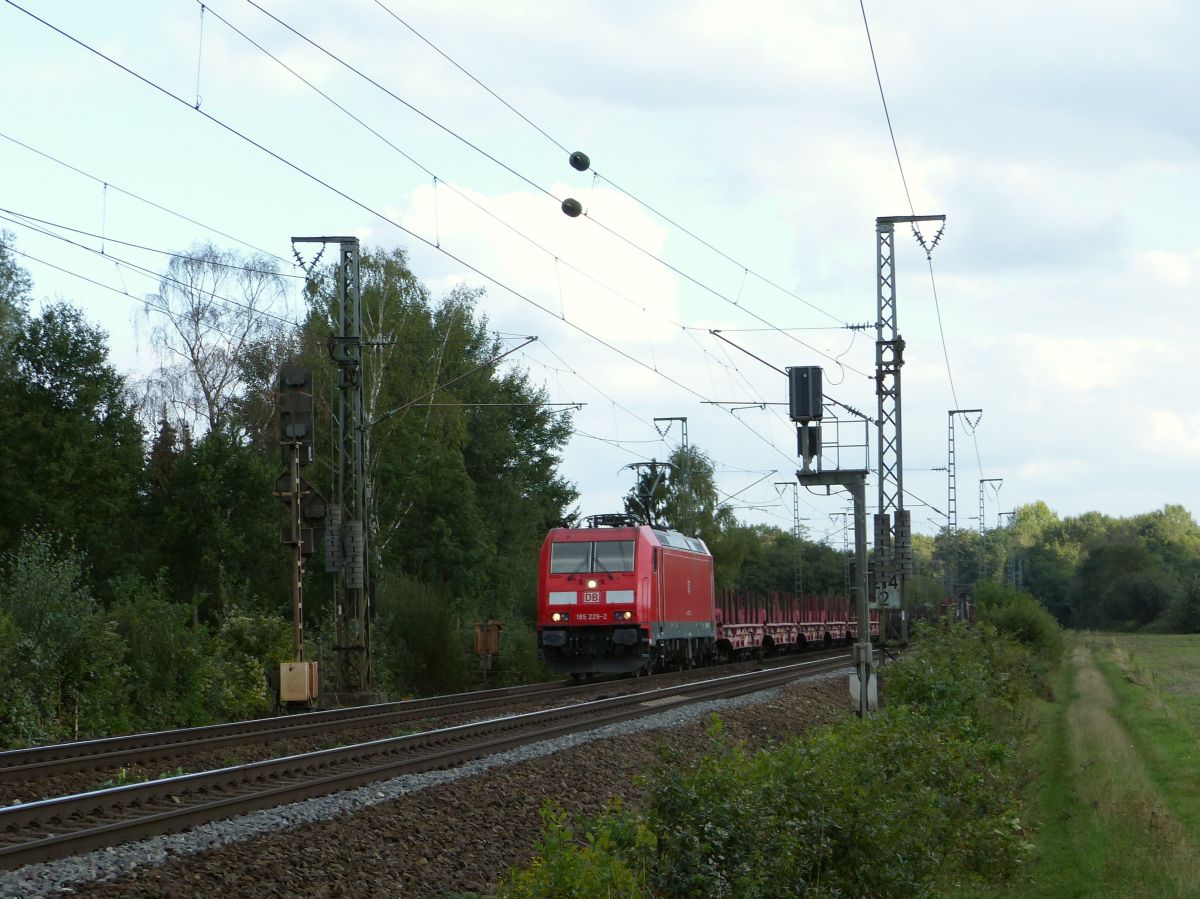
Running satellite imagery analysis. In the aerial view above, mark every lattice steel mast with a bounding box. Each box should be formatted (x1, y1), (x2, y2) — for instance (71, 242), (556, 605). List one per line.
(874, 214), (943, 643)
(293, 236), (372, 696)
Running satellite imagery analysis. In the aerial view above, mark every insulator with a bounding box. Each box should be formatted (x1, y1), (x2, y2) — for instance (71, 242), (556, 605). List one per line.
(344, 519), (365, 589)
(569, 150), (590, 172)
(561, 197), (583, 218)
(324, 505), (343, 570)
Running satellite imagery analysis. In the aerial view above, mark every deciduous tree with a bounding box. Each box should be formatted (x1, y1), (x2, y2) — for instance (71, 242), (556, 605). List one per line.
(0, 303), (144, 591)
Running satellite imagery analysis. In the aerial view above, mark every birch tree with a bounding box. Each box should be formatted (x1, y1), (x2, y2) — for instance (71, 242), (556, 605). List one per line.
(140, 243), (289, 436)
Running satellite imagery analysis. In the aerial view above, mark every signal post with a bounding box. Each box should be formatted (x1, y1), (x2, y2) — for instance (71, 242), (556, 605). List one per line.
(275, 364), (323, 706)
(788, 365), (875, 717)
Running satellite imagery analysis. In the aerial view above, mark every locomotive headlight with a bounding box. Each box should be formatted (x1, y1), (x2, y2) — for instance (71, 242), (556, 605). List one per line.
(615, 610), (633, 621)
(585, 578), (599, 590)
(552, 612), (569, 622)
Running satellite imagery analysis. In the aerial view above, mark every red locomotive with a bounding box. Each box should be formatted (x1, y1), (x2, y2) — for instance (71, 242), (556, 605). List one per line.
(537, 519), (877, 677)
(537, 521), (715, 676)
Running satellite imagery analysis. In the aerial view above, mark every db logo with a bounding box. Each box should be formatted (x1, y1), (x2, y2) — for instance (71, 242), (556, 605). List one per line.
(583, 592), (600, 603)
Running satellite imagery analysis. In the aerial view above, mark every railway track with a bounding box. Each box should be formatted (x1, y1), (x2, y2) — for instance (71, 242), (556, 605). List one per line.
(0, 647), (854, 799)
(0, 678), (578, 790)
(0, 651), (853, 871)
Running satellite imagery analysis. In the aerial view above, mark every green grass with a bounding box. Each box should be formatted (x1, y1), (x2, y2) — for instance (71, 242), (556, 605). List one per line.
(1109, 633), (1200, 737)
(984, 655), (1120, 898)
(1096, 635), (1200, 846)
(983, 636), (1200, 899)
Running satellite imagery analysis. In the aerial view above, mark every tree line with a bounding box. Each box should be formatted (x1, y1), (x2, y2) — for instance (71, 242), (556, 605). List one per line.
(0, 234), (576, 743)
(912, 500), (1200, 632)
(1, 228), (1194, 747)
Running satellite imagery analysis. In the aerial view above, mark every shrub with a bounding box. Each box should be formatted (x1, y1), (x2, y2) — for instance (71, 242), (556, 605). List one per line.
(502, 706), (1028, 899)
(1166, 573), (1200, 633)
(373, 573), (468, 696)
(488, 614), (553, 687)
(979, 592), (1064, 665)
(886, 620), (1040, 735)
(645, 709), (1025, 898)
(108, 572), (213, 728)
(499, 803), (653, 898)
(204, 609), (291, 720)
(0, 531), (130, 745)
(501, 623), (1040, 898)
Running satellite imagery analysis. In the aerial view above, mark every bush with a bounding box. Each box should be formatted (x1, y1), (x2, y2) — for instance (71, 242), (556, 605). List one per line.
(980, 592), (1064, 665)
(109, 573), (213, 728)
(886, 620), (1041, 734)
(0, 531), (130, 745)
(500, 803), (654, 898)
(644, 710), (1024, 898)
(204, 609), (292, 720)
(1166, 573), (1200, 633)
(500, 623), (1041, 898)
(373, 573), (468, 696)
(486, 614), (553, 687)
(501, 708), (1028, 899)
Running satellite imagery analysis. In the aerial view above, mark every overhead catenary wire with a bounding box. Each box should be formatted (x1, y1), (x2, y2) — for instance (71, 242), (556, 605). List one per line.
(858, 0), (986, 484)
(0, 131), (290, 266)
(9, 246), (267, 347)
(226, 0), (853, 363)
(528, 342), (784, 509)
(209, 2), (888, 490)
(0, 211), (303, 330)
(189, 0), (861, 377)
(2, 1), (727, 402)
(0, 206), (304, 282)
(369, 0), (846, 328)
(5, 1), (889, 529)
(524, 337), (804, 512)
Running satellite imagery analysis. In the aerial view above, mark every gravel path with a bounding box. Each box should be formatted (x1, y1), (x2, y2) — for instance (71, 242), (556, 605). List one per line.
(2, 673), (847, 898)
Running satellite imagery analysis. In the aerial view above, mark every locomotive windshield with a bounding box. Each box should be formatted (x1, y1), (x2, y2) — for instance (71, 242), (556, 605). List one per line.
(550, 540), (636, 573)
(594, 540), (635, 572)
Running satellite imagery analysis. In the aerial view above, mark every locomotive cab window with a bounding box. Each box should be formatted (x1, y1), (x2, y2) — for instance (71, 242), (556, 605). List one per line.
(550, 542), (591, 574)
(550, 540), (636, 574)
(593, 540), (635, 573)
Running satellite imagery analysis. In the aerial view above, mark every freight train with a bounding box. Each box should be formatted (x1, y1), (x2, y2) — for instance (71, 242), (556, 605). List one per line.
(536, 520), (876, 677)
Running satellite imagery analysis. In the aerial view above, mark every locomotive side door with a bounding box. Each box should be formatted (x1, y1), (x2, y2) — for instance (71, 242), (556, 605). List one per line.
(656, 546), (666, 634)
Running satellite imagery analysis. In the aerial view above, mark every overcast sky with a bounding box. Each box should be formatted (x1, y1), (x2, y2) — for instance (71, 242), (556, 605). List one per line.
(2, 0), (1196, 543)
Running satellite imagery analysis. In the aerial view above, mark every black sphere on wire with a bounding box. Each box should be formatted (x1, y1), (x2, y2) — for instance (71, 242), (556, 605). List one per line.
(569, 150), (590, 172)
(561, 198), (583, 217)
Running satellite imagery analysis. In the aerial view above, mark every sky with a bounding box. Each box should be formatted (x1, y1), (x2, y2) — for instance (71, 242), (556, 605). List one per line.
(1, 0), (1197, 545)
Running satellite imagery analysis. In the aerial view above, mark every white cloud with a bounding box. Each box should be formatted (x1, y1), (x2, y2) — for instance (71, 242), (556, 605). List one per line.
(1006, 334), (1179, 393)
(1145, 410), (1200, 458)
(6, 0), (1200, 531)
(1134, 248), (1199, 289)
(394, 181), (681, 345)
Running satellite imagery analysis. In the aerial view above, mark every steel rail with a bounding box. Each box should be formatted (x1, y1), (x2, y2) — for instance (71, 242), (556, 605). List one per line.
(0, 678), (578, 783)
(0, 653), (853, 870)
(0, 648), (854, 787)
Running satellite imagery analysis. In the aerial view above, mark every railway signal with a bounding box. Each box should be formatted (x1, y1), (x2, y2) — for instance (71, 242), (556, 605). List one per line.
(789, 366), (875, 717)
(275, 363), (323, 706)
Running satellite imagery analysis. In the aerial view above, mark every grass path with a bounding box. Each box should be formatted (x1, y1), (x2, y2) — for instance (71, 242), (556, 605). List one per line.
(1007, 637), (1199, 898)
